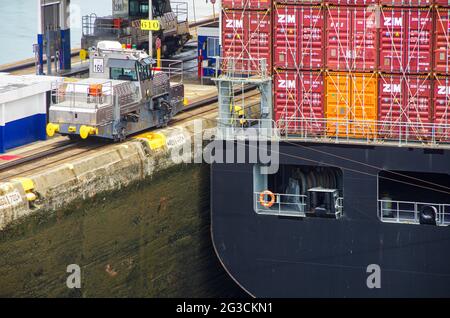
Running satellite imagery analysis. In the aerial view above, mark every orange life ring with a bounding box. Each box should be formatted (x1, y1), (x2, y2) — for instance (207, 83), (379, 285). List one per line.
(259, 190), (276, 208)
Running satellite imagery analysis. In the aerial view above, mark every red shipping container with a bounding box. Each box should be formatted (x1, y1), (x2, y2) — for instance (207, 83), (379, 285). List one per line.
(222, 0), (271, 10)
(380, 0), (431, 5)
(274, 5), (324, 70)
(276, 0), (322, 4)
(434, 0), (450, 6)
(275, 70), (325, 135)
(379, 8), (433, 74)
(378, 74), (405, 139)
(222, 10), (272, 73)
(433, 76), (450, 142)
(326, 0), (377, 5)
(378, 74), (432, 141)
(325, 6), (377, 72)
(434, 9), (450, 74)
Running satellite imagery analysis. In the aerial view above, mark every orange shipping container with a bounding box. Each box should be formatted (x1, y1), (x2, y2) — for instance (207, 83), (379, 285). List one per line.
(325, 72), (378, 139)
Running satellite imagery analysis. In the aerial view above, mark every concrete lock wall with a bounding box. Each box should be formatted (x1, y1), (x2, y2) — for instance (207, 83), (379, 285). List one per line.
(0, 118), (216, 230)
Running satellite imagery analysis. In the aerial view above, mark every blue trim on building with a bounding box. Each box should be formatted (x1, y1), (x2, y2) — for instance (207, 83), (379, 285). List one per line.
(61, 28), (71, 70)
(37, 34), (44, 75)
(198, 35), (220, 77)
(0, 114), (47, 153)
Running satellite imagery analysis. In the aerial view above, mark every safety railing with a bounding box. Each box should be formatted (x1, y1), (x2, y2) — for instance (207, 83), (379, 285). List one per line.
(214, 57), (270, 81)
(51, 81), (114, 109)
(159, 59), (184, 84)
(216, 118), (280, 140)
(336, 197), (344, 219)
(172, 1), (189, 23)
(82, 15), (127, 37)
(254, 191), (344, 218)
(254, 192), (307, 217)
(379, 200), (450, 227)
(276, 117), (450, 147)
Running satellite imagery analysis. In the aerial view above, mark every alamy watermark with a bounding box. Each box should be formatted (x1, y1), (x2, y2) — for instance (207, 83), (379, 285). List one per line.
(366, 264), (381, 289)
(66, 264), (81, 289)
(167, 120), (280, 174)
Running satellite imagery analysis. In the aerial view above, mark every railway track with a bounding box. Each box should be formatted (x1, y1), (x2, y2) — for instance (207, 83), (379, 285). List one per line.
(0, 88), (259, 181)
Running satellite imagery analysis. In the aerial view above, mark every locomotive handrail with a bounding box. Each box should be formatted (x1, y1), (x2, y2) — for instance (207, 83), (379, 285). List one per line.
(51, 81), (114, 109)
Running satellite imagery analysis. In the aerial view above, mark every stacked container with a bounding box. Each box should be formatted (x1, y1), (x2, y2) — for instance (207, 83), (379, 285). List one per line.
(434, 4), (450, 142)
(221, 1), (450, 143)
(222, 0), (273, 72)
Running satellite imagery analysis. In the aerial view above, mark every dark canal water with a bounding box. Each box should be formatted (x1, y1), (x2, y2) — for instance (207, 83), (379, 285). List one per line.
(0, 164), (246, 298)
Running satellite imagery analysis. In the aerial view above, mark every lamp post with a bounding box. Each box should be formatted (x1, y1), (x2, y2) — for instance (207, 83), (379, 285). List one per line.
(149, 0), (153, 57)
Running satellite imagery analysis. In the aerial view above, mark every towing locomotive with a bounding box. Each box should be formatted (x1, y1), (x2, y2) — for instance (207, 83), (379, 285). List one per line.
(82, 0), (191, 57)
(46, 41), (185, 141)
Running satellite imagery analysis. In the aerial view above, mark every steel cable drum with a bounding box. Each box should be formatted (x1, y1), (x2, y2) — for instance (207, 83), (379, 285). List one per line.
(298, 170), (307, 195)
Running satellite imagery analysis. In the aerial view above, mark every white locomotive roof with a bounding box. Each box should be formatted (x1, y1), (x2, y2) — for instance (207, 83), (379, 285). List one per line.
(0, 74), (63, 104)
(97, 41), (123, 50)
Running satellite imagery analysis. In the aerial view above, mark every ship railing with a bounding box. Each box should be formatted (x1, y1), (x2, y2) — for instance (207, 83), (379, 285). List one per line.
(216, 118), (280, 140)
(51, 81), (114, 109)
(277, 117), (450, 147)
(254, 192), (345, 219)
(254, 192), (307, 217)
(157, 59), (184, 84)
(172, 1), (189, 23)
(336, 197), (344, 218)
(378, 200), (450, 227)
(214, 57), (270, 82)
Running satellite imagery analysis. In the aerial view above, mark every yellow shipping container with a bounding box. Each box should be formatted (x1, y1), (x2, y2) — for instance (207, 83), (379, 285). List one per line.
(325, 72), (378, 139)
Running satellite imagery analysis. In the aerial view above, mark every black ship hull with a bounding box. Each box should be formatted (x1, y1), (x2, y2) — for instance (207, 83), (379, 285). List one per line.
(210, 141), (450, 297)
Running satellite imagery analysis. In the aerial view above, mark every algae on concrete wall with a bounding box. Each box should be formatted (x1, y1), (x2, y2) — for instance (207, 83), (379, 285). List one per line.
(0, 164), (246, 298)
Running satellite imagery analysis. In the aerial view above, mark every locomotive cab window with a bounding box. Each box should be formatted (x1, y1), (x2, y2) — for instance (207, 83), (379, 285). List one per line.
(129, 0), (149, 18)
(108, 59), (138, 81)
(110, 68), (138, 81)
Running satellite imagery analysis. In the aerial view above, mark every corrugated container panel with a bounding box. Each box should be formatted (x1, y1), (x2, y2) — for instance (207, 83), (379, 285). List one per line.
(379, 0), (431, 5)
(378, 74), (405, 139)
(433, 76), (450, 142)
(405, 76), (432, 140)
(222, 9), (272, 73)
(434, 0), (450, 6)
(378, 74), (432, 140)
(274, 5), (324, 70)
(247, 10), (272, 72)
(277, 0), (323, 4)
(222, 0), (271, 10)
(326, 0), (377, 5)
(379, 7), (433, 74)
(325, 72), (378, 138)
(434, 9), (450, 74)
(222, 10), (246, 61)
(275, 70), (325, 134)
(325, 6), (377, 72)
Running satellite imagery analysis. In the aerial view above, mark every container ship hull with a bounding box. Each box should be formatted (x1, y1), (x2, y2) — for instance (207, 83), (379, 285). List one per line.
(211, 141), (450, 297)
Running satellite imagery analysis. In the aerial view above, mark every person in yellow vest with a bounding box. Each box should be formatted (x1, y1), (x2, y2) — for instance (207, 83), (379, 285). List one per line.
(230, 103), (247, 126)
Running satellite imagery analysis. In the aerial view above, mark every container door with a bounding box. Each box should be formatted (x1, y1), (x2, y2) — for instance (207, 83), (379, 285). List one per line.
(405, 76), (432, 141)
(351, 73), (377, 138)
(380, 8), (405, 73)
(378, 74), (405, 140)
(275, 70), (300, 134)
(434, 9), (450, 75)
(406, 9), (432, 73)
(434, 77), (450, 142)
(326, 73), (352, 137)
